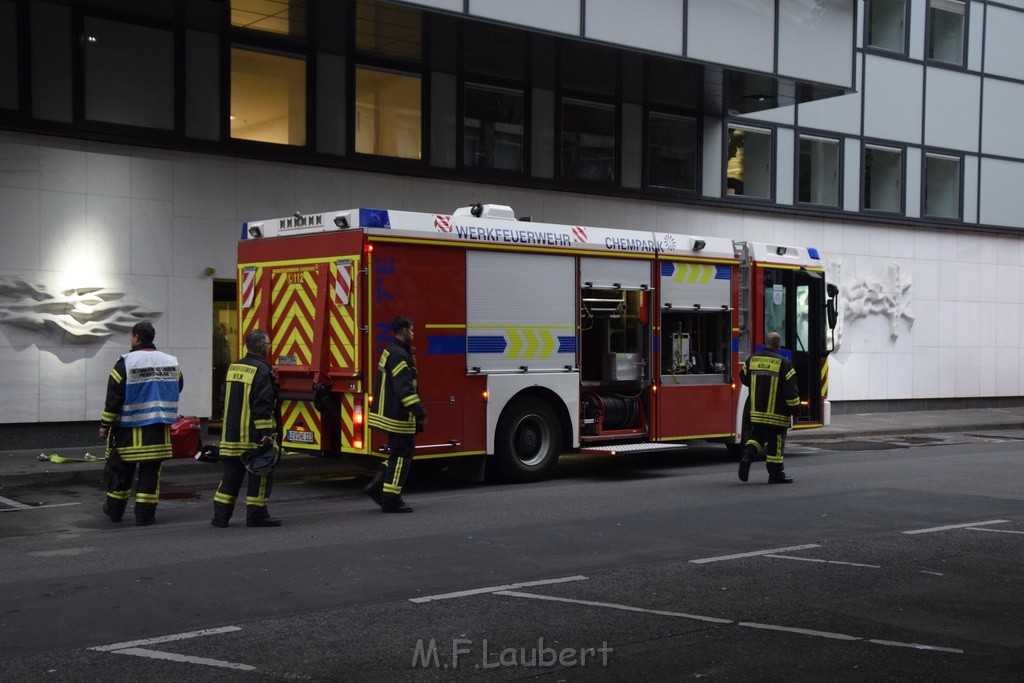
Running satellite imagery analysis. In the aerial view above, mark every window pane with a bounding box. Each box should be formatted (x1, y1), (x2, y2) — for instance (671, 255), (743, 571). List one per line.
(84, 18), (174, 129)
(929, 0), (965, 64)
(864, 145), (902, 212)
(463, 84), (524, 172)
(798, 135), (840, 206)
(924, 153), (961, 218)
(727, 125), (772, 199)
(355, 67), (422, 159)
(647, 112), (698, 191)
(355, 0), (421, 60)
(231, 47), (306, 145)
(867, 0), (907, 53)
(561, 99), (616, 182)
(0, 1), (17, 110)
(231, 0), (306, 38)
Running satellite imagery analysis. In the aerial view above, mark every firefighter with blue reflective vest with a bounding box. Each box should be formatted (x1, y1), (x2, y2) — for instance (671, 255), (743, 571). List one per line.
(98, 321), (183, 526)
(364, 316), (427, 513)
(738, 331), (801, 484)
(212, 329), (281, 527)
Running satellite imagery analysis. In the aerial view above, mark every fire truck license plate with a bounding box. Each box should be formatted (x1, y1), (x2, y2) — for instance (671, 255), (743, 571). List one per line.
(286, 430), (315, 444)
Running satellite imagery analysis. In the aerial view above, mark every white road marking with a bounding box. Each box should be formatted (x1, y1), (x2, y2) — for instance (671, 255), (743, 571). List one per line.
(493, 590), (733, 624)
(902, 520), (1008, 535)
(409, 575), (588, 603)
(868, 639), (963, 654)
(0, 496), (31, 509)
(0, 502), (81, 512)
(689, 544), (820, 564)
(967, 527), (1024, 535)
(764, 554), (881, 569)
(919, 571), (944, 576)
(494, 591), (960, 654)
(738, 622), (860, 641)
(90, 626), (243, 652)
(107, 647), (256, 671)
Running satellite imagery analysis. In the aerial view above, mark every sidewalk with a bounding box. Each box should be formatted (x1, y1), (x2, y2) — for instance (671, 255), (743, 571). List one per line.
(1, 407), (1021, 492)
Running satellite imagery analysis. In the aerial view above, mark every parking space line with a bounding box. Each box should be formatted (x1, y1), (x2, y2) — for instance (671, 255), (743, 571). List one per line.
(107, 647), (256, 671)
(0, 502), (81, 512)
(689, 544), (820, 564)
(868, 639), (963, 654)
(494, 590), (733, 624)
(493, 590), (961, 654)
(902, 520), (1008, 535)
(90, 626), (243, 652)
(409, 575), (588, 603)
(966, 527), (1024, 535)
(0, 496), (31, 509)
(764, 554), (880, 569)
(738, 622), (859, 641)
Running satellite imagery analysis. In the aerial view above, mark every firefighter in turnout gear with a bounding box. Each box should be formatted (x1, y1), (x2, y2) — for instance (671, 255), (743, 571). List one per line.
(365, 316), (427, 513)
(212, 329), (281, 527)
(98, 321), (183, 526)
(738, 331), (801, 484)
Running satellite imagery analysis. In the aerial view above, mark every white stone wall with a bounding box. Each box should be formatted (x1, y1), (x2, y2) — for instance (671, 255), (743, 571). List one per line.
(1, 131), (1022, 424)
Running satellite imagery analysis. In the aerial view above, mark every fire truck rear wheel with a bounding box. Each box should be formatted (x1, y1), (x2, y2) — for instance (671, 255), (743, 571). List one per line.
(496, 397), (562, 482)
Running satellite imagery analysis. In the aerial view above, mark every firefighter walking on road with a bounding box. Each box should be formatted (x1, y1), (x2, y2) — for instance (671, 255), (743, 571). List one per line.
(212, 329), (281, 527)
(99, 321), (183, 526)
(365, 316), (427, 513)
(738, 331), (801, 484)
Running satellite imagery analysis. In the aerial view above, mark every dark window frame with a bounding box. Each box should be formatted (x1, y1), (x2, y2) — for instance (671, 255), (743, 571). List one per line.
(864, 0), (910, 57)
(925, 0), (969, 69)
(723, 120), (776, 203)
(458, 80), (529, 176)
(643, 107), (701, 195)
(922, 148), (964, 221)
(861, 140), (906, 215)
(795, 131), (843, 209)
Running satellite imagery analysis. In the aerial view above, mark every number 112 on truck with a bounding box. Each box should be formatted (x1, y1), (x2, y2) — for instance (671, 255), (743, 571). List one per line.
(237, 204), (838, 482)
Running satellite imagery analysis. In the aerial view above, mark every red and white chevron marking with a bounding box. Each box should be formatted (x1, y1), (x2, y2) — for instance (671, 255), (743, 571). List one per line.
(334, 260), (352, 305)
(241, 267), (256, 309)
(434, 214), (452, 232)
(571, 225), (587, 242)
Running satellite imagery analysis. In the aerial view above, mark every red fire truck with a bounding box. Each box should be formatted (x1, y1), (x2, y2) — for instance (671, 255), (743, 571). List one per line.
(237, 204), (837, 481)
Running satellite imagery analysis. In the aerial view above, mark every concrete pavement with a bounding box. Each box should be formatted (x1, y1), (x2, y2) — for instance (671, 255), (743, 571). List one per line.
(1, 407), (1020, 492)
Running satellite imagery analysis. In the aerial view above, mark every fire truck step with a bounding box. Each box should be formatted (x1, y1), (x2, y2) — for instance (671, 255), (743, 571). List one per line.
(578, 442), (687, 455)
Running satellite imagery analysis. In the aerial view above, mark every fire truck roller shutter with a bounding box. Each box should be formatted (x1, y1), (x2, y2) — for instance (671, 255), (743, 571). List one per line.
(466, 251), (576, 373)
(579, 257), (651, 289)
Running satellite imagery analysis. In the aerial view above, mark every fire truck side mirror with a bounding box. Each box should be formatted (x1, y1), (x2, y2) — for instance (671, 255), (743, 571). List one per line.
(827, 283), (839, 298)
(826, 298), (838, 330)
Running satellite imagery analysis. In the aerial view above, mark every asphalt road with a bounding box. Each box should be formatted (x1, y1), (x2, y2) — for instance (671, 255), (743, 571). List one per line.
(1, 433), (1023, 681)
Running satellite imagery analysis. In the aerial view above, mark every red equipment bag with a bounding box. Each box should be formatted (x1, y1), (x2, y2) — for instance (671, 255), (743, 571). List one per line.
(170, 416), (202, 458)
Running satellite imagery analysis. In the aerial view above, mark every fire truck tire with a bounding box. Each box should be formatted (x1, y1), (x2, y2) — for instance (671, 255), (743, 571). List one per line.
(495, 397), (562, 482)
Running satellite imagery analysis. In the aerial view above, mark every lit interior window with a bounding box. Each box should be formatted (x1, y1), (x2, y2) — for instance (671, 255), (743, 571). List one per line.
(230, 47), (306, 146)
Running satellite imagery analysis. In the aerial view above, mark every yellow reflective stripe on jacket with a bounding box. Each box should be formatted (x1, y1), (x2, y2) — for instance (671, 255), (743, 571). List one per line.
(392, 360), (409, 376)
(110, 368), (123, 383)
(400, 393), (420, 407)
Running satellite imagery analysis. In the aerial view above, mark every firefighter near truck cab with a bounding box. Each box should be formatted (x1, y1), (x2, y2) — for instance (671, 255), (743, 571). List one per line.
(237, 204), (837, 482)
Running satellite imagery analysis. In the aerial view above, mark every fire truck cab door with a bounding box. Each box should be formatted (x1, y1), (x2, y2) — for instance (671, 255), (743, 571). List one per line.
(761, 267), (826, 424)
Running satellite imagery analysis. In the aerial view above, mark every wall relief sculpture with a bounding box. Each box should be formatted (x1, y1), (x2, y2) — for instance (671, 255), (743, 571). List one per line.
(0, 276), (162, 343)
(828, 260), (914, 352)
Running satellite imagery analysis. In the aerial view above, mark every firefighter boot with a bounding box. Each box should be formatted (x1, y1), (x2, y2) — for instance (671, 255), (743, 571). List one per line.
(380, 493), (413, 513)
(767, 463), (794, 484)
(134, 503), (156, 526)
(363, 465), (386, 505)
(738, 443), (757, 483)
(102, 497), (125, 523)
(211, 501), (233, 528)
(246, 506), (282, 527)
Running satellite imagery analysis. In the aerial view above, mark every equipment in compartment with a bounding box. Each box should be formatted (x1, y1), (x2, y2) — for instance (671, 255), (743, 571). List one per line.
(581, 391), (643, 434)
